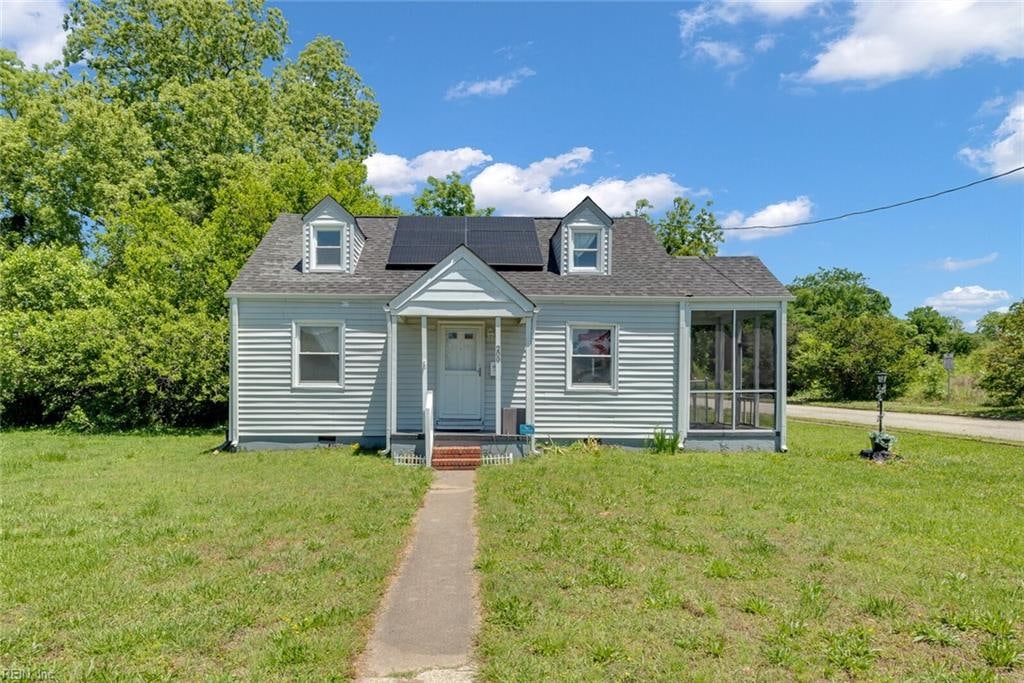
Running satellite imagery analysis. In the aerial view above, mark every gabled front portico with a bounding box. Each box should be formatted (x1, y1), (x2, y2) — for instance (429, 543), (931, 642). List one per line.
(383, 245), (536, 460)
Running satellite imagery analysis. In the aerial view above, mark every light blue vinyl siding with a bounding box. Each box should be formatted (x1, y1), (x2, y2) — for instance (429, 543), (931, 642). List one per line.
(236, 298), (387, 439)
(533, 301), (677, 440)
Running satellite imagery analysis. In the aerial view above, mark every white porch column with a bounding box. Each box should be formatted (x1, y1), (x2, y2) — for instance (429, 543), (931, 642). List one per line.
(677, 302), (689, 444)
(494, 317), (502, 434)
(420, 316), (428, 420)
(386, 311), (397, 451)
(525, 312), (536, 450)
(777, 302), (788, 452)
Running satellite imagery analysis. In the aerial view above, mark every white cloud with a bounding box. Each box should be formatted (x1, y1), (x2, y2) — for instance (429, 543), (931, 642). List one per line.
(445, 67), (536, 100)
(679, 1), (820, 40)
(959, 92), (1024, 177)
(0, 0), (68, 67)
(721, 196), (813, 240)
(935, 252), (999, 272)
(976, 94), (1010, 118)
(364, 148), (493, 196)
(470, 147), (687, 216)
(364, 146), (687, 215)
(754, 34), (777, 53)
(694, 40), (745, 68)
(924, 285), (1012, 314)
(804, 1), (1024, 84)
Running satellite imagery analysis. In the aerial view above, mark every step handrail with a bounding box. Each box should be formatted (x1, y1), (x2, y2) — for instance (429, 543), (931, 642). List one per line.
(424, 390), (434, 468)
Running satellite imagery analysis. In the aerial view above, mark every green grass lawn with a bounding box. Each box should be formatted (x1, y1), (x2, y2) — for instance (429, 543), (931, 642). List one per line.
(0, 430), (431, 681)
(790, 398), (1024, 421)
(476, 422), (1024, 681)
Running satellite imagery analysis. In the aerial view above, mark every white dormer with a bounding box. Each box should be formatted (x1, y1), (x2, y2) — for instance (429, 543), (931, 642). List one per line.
(555, 197), (613, 276)
(302, 196), (365, 274)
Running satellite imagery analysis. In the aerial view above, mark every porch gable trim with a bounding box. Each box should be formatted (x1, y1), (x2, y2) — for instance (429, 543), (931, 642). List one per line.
(387, 244), (535, 317)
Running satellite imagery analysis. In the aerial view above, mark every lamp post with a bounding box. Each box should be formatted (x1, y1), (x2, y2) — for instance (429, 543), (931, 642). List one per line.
(875, 371), (888, 433)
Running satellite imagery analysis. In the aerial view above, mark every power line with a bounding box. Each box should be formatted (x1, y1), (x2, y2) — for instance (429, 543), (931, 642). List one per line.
(722, 165), (1024, 232)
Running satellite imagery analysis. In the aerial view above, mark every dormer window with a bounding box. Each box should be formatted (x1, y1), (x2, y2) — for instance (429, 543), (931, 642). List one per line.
(571, 229), (600, 271)
(313, 227), (343, 270)
(302, 196), (365, 274)
(557, 197), (613, 276)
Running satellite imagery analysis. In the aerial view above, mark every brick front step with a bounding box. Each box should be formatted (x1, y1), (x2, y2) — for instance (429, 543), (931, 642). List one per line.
(432, 446), (482, 470)
(432, 459), (481, 470)
(433, 446), (483, 455)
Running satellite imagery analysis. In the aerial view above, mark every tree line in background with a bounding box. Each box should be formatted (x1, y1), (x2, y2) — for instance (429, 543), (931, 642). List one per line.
(0, 0), (394, 429)
(785, 268), (1022, 407)
(1, 0), (1020, 431)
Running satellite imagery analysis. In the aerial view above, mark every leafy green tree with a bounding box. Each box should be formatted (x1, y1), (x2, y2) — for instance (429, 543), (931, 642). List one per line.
(976, 310), (1008, 341)
(267, 36), (380, 164)
(786, 268), (928, 399)
(789, 268), (891, 329)
(413, 172), (494, 216)
(0, 50), (153, 246)
(0, 244), (107, 312)
(0, 0), (393, 429)
(906, 305), (977, 355)
(628, 197), (723, 257)
(980, 301), (1024, 405)
(654, 197), (723, 258)
(790, 313), (925, 400)
(101, 198), (214, 313)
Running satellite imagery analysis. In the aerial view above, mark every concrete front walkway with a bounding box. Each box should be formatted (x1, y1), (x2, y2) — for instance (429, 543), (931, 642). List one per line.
(358, 470), (479, 682)
(789, 405), (1024, 443)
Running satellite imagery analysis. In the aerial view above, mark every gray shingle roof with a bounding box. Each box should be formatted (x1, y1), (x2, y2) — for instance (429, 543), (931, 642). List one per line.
(227, 213), (792, 299)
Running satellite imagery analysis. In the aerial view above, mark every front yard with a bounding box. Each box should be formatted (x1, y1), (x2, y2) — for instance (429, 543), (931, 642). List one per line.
(476, 422), (1024, 680)
(4, 423), (1022, 681)
(0, 431), (431, 680)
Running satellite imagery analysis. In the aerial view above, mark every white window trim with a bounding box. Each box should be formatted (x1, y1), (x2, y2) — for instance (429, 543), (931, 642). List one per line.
(568, 227), (602, 273)
(292, 320), (345, 389)
(311, 226), (345, 272)
(565, 322), (618, 392)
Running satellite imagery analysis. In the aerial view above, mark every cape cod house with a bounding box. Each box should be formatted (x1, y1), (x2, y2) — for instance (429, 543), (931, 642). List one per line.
(226, 196), (792, 466)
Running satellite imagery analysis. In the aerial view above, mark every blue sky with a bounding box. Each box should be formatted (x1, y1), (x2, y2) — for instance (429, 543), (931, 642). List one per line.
(4, 1), (1022, 327)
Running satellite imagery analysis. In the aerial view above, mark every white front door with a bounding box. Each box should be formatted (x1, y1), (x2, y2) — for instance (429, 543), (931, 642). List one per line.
(438, 325), (484, 424)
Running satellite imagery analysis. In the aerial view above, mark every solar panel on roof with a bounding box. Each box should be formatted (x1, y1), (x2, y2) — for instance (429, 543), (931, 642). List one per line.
(387, 216), (544, 268)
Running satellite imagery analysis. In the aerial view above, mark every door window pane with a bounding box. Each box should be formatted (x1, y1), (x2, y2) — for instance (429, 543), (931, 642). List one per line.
(445, 330), (476, 371)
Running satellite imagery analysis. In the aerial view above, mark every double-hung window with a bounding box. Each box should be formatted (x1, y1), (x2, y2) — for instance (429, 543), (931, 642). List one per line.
(293, 322), (344, 387)
(313, 227), (343, 270)
(570, 229), (600, 271)
(568, 325), (616, 390)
